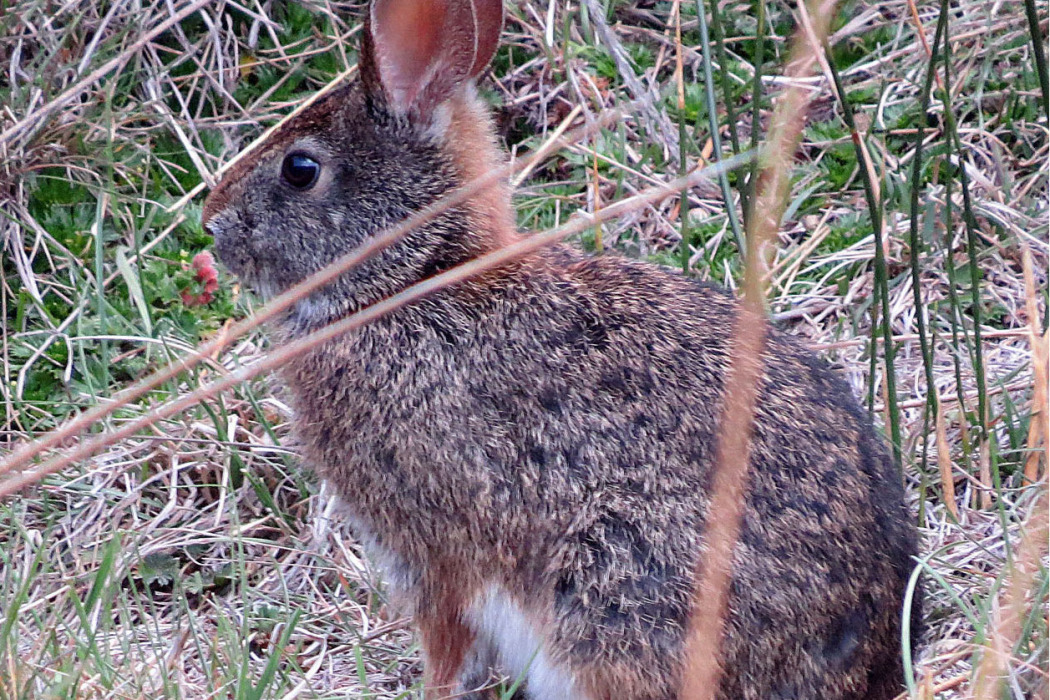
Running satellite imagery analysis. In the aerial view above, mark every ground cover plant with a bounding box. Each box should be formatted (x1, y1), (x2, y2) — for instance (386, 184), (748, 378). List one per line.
(0, 0), (1046, 698)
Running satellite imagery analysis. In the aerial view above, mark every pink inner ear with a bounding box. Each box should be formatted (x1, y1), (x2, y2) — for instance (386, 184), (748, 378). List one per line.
(371, 0), (448, 111)
(370, 0), (504, 116)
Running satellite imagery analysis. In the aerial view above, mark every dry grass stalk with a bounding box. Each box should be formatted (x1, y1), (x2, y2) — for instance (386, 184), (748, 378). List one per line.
(1021, 244), (1048, 483)
(0, 0), (214, 149)
(977, 443), (993, 509)
(0, 154), (748, 499)
(678, 0), (838, 696)
(970, 483), (1049, 699)
(580, 0), (679, 156)
(0, 101), (642, 483)
(935, 393), (961, 520)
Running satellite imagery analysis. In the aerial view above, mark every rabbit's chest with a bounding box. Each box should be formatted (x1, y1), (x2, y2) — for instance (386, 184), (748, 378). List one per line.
(285, 334), (500, 505)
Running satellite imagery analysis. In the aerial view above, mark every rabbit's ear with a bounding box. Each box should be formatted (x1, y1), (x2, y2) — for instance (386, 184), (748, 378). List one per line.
(363, 0), (503, 118)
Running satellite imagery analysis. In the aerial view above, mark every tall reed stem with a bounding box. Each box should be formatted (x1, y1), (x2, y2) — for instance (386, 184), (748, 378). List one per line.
(1023, 0), (1049, 115)
(936, 8), (989, 443)
(744, 0), (767, 230)
(904, 4), (952, 470)
(820, 39), (902, 466)
(696, 0), (745, 257)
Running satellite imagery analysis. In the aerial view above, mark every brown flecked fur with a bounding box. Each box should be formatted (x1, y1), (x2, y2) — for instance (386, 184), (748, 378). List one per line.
(444, 92), (519, 250)
(202, 2), (922, 698)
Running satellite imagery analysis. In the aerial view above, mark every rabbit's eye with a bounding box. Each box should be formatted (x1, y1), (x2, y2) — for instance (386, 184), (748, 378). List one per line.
(281, 153), (320, 190)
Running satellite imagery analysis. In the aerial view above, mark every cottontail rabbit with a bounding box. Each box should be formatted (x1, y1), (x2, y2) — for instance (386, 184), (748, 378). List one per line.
(202, 1), (922, 697)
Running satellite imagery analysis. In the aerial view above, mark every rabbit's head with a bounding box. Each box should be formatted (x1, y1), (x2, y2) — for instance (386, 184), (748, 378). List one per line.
(202, 0), (512, 327)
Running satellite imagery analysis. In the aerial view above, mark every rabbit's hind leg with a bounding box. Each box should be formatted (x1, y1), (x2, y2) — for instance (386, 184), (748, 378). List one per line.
(464, 584), (593, 700)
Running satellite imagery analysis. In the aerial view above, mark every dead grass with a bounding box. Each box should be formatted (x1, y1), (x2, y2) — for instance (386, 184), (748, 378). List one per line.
(0, 1), (1046, 698)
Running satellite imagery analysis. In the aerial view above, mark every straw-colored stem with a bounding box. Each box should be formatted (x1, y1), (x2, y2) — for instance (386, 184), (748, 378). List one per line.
(0, 155), (752, 499)
(678, 0), (836, 694)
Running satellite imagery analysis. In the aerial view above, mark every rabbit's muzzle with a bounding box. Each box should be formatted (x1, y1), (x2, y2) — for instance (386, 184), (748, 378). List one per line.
(205, 214), (276, 300)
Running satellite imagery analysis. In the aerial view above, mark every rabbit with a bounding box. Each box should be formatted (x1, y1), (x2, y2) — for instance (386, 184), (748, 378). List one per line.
(201, 0), (923, 698)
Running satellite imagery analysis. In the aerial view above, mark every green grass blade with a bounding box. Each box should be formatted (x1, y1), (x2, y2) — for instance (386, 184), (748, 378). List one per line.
(1024, 0), (1049, 115)
(937, 13), (989, 443)
(820, 36), (902, 467)
(903, 4), (951, 477)
(744, 0), (767, 229)
(696, 0), (745, 258)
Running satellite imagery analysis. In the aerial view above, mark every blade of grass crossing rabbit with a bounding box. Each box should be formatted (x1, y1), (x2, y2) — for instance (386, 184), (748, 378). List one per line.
(0, 154), (754, 499)
(818, 34), (902, 468)
(0, 103), (641, 478)
(696, 0), (745, 259)
(679, 1), (836, 694)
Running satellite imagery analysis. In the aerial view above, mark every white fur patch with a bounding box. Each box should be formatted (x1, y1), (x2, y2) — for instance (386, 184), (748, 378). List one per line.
(425, 100), (454, 141)
(466, 585), (589, 700)
(339, 509), (416, 598)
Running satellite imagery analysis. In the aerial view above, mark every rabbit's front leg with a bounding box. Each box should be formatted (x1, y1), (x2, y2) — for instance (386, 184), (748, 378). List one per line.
(415, 589), (477, 700)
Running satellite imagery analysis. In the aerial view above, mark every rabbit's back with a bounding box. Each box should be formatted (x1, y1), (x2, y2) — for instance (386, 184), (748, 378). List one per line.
(283, 245), (919, 700)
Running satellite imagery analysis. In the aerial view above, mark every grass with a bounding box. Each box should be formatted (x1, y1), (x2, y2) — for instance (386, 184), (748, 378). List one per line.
(1, 0), (1047, 698)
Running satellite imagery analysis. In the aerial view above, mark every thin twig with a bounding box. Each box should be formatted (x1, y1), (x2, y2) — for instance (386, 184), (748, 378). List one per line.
(0, 102), (645, 479)
(0, 154), (753, 498)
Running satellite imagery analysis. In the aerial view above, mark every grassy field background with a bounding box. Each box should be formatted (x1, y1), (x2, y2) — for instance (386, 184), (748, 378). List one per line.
(1, 0), (1047, 697)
